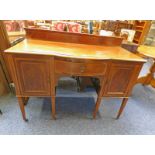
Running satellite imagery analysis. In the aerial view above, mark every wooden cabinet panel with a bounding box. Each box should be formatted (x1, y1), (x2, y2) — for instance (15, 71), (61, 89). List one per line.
(103, 62), (137, 97)
(13, 55), (51, 96)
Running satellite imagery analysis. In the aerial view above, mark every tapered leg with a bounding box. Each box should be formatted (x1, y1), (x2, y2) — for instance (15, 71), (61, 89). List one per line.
(93, 97), (102, 119)
(17, 97), (28, 122)
(76, 77), (81, 92)
(0, 109), (2, 115)
(51, 96), (56, 120)
(116, 98), (128, 119)
(23, 97), (29, 106)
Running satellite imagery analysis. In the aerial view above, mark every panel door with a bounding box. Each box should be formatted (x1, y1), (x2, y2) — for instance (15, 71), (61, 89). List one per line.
(13, 55), (51, 96)
(103, 62), (139, 97)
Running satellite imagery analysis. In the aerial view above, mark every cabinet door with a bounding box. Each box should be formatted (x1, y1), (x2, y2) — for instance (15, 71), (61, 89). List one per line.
(13, 55), (51, 96)
(103, 62), (140, 97)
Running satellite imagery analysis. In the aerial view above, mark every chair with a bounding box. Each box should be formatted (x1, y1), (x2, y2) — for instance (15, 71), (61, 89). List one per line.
(67, 22), (82, 33)
(52, 22), (67, 31)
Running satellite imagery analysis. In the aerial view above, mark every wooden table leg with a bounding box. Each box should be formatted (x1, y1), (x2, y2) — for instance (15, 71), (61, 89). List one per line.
(93, 97), (102, 119)
(93, 77), (105, 119)
(116, 98), (128, 119)
(17, 97), (28, 122)
(76, 77), (81, 92)
(51, 73), (59, 120)
(137, 60), (155, 87)
(51, 96), (56, 120)
(23, 97), (29, 106)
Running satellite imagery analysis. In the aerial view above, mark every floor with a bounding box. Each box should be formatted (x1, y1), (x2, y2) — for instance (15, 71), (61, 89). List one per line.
(0, 59), (155, 135)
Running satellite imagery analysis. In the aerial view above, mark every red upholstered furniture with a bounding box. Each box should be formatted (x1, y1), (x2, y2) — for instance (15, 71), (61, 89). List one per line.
(67, 23), (82, 33)
(52, 22), (66, 31)
(4, 21), (25, 32)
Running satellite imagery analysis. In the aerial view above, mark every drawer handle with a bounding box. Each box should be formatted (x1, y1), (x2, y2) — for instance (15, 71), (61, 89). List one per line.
(80, 66), (85, 72)
(47, 77), (50, 83)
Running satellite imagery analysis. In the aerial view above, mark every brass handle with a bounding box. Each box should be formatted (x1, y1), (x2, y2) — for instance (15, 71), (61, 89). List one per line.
(47, 77), (50, 83)
(80, 66), (85, 72)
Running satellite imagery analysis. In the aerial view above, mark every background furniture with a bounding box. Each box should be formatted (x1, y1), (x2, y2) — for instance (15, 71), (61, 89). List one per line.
(0, 21), (11, 96)
(101, 20), (133, 36)
(4, 28), (145, 121)
(133, 20), (151, 44)
(121, 41), (139, 53)
(137, 45), (155, 88)
(144, 20), (155, 46)
(0, 62), (10, 95)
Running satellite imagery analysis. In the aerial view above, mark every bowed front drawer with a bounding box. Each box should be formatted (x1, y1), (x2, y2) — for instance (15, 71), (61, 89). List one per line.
(54, 59), (107, 76)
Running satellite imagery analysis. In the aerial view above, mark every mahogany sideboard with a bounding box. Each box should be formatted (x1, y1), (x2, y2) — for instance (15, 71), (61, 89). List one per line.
(4, 28), (146, 121)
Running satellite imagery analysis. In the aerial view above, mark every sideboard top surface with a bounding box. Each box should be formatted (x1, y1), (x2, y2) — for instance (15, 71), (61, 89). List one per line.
(5, 39), (145, 62)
